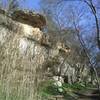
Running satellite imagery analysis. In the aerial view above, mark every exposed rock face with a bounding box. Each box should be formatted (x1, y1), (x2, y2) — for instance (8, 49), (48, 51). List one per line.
(0, 9), (48, 100)
(20, 24), (43, 42)
(0, 9), (92, 99)
(0, 9), (71, 99)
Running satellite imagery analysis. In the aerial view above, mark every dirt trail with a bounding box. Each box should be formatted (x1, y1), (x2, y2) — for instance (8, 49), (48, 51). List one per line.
(76, 89), (100, 100)
(48, 89), (100, 100)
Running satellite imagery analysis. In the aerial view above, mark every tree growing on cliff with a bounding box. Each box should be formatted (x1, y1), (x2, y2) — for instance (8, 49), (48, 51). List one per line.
(0, 0), (26, 12)
(7, 0), (19, 11)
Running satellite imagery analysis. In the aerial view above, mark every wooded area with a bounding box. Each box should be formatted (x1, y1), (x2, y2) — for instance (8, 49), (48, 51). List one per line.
(0, 0), (100, 100)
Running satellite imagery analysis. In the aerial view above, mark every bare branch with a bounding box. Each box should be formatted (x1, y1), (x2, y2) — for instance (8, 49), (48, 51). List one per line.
(83, 0), (100, 49)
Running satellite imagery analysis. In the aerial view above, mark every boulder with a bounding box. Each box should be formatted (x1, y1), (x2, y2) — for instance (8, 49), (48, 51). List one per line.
(53, 76), (64, 92)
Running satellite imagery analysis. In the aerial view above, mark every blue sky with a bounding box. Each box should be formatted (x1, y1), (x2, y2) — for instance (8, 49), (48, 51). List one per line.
(20, 0), (40, 11)
(2, 0), (41, 11)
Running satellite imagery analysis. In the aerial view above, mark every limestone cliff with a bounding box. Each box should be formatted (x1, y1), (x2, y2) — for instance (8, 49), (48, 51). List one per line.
(0, 9), (48, 99)
(0, 9), (92, 99)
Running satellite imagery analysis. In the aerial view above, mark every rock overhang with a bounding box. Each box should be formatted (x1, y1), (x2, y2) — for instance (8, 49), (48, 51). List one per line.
(0, 8), (46, 29)
(11, 10), (46, 29)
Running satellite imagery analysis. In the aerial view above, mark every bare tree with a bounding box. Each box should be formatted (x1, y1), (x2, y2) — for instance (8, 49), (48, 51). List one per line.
(83, 0), (100, 49)
(40, 0), (92, 84)
(70, 7), (100, 90)
(7, 0), (19, 11)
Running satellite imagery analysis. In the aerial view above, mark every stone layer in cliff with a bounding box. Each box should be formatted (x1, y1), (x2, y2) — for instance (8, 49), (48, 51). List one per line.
(0, 9), (46, 29)
(11, 10), (46, 29)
